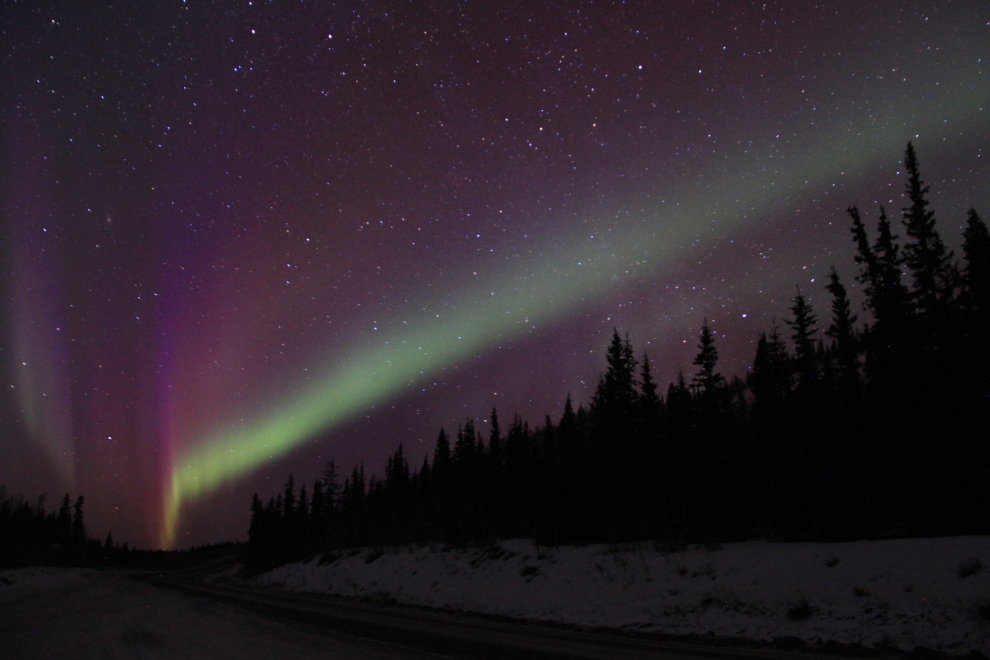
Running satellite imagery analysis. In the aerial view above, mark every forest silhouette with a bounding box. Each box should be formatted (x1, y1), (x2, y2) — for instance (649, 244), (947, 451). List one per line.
(244, 143), (990, 572)
(2, 143), (987, 569)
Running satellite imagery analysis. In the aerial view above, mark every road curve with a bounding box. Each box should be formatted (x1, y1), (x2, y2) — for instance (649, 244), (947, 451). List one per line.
(1, 564), (886, 660)
(146, 570), (862, 660)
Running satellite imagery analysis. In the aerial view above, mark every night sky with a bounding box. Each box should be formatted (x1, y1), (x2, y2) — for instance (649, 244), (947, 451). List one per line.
(2, 1), (987, 549)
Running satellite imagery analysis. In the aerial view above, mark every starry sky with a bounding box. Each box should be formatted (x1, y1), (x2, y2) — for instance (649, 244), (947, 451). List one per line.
(1, 1), (987, 549)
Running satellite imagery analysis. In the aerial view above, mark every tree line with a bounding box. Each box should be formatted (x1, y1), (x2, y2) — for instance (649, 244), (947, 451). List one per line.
(0, 488), (97, 567)
(0, 488), (168, 568)
(0, 487), (246, 568)
(248, 142), (979, 569)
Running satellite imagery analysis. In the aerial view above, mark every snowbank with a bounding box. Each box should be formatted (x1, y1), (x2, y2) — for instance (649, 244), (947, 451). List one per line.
(0, 566), (93, 594)
(249, 536), (990, 656)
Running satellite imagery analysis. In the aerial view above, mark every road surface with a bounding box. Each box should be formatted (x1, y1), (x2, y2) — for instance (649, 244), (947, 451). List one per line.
(0, 566), (875, 660)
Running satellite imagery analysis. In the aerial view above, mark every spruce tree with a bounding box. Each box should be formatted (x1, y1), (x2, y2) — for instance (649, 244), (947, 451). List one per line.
(849, 205), (908, 332)
(309, 480), (326, 551)
(488, 407), (502, 467)
(283, 475), (296, 522)
(850, 205), (878, 292)
(431, 428), (452, 539)
(295, 484), (309, 555)
(323, 461), (340, 512)
(558, 395), (576, 446)
(248, 492), (262, 544)
(848, 204), (910, 395)
(824, 267), (859, 394)
(901, 142), (957, 321)
(786, 286), (818, 389)
(751, 322), (789, 412)
(417, 453), (432, 540)
(691, 318), (723, 395)
(297, 485), (309, 521)
(874, 207), (910, 327)
(486, 407), (504, 537)
(590, 330), (640, 541)
(488, 409), (503, 493)
(454, 421), (477, 466)
(71, 495), (85, 554)
(57, 494), (72, 558)
(962, 208), (990, 317)
(432, 428), (451, 484)
(556, 394), (584, 541)
(592, 329), (639, 415)
(959, 208), (990, 417)
(639, 352), (662, 420)
(666, 370), (691, 424)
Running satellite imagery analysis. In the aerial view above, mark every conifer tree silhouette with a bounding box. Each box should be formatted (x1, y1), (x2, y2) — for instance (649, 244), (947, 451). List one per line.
(786, 286), (818, 392)
(901, 142), (957, 326)
(962, 209), (990, 319)
(691, 319), (723, 395)
(824, 267), (859, 396)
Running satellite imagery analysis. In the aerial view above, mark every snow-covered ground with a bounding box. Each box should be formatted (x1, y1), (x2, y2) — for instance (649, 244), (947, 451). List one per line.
(248, 536), (990, 656)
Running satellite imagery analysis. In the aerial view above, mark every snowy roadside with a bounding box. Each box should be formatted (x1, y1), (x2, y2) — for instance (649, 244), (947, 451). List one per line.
(245, 536), (990, 656)
(0, 565), (94, 594)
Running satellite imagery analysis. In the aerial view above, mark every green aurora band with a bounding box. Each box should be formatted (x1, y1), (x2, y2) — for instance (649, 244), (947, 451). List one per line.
(162, 74), (987, 547)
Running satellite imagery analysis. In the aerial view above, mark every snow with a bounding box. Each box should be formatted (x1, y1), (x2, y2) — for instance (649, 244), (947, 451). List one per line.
(248, 536), (990, 656)
(0, 565), (93, 591)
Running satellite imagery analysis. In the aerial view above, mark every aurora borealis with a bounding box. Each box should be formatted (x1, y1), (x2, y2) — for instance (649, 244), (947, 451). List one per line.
(2, 2), (988, 549)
